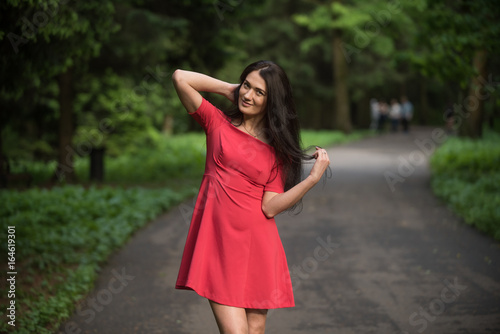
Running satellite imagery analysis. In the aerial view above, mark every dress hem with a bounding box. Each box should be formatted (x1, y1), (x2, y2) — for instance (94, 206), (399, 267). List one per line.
(175, 282), (295, 310)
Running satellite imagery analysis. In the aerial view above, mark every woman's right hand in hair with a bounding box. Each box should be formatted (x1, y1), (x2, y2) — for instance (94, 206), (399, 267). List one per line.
(224, 83), (240, 104)
(309, 146), (330, 183)
(172, 69), (238, 113)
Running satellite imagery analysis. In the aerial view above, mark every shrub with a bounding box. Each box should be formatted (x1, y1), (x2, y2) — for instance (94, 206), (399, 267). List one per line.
(430, 131), (500, 240)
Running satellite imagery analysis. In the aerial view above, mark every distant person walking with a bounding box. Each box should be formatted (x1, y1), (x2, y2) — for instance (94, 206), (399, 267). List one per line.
(370, 98), (380, 130)
(400, 96), (413, 133)
(389, 98), (401, 132)
(377, 100), (389, 132)
(172, 60), (330, 334)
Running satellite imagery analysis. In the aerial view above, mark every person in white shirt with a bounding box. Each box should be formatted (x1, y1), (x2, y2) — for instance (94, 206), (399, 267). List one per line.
(389, 98), (401, 132)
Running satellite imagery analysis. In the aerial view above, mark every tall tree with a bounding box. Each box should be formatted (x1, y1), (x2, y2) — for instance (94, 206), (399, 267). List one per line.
(294, 0), (355, 132)
(0, 0), (119, 181)
(294, 0), (423, 132)
(407, 0), (500, 138)
(456, 0), (500, 138)
(332, 24), (351, 132)
(462, 49), (488, 138)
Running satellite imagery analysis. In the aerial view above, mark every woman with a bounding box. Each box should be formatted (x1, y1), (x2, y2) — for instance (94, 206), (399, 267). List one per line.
(172, 60), (330, 334)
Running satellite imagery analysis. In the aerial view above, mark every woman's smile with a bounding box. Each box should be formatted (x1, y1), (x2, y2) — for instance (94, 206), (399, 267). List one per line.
(238, 70), (267, 115)
(241, 99), (252, 107)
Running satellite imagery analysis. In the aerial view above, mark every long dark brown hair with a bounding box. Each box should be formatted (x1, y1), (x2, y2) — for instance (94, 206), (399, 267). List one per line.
(224, 60), (315, 210)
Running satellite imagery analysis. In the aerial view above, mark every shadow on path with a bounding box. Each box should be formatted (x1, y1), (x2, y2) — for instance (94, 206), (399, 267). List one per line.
(59, 127), (500, 334)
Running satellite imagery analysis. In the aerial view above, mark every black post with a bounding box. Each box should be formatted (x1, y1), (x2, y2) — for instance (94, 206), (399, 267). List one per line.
(90, 147), (105, 182)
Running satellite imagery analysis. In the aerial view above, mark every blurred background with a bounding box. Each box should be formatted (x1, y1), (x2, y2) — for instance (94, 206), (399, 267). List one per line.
(1, 0), (499, 332)
(1, 0), (499, 185)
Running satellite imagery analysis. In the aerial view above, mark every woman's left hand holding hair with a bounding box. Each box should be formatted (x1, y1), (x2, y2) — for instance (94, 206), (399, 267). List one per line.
(262, 147), (330, 218)
(308, 146), (330, 183)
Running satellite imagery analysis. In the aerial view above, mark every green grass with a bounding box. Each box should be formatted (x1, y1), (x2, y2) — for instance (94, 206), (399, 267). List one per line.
(301, 129), (370, 150)
(430, 130), (500, 240)
(0, 186), (197, 333)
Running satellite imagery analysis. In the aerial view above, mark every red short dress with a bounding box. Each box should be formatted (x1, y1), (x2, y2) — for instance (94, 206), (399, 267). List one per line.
(175, 98), (295, 309)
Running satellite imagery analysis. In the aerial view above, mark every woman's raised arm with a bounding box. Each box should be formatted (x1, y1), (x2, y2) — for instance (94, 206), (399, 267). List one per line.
(172, 69), (239, 113)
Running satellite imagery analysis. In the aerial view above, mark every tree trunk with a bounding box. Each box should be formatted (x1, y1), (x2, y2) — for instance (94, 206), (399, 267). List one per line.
(0, 127), (3, 159)
(332, 28), (352, 133)
(460, 49), (488, 138)
(54, 67), (76, 182)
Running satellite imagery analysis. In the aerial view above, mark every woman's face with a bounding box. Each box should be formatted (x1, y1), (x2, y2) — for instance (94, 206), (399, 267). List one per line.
(238, 70), (267, 117)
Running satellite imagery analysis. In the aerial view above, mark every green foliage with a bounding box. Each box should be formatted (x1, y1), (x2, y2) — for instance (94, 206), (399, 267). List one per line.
(8, 132), (207, 186)
(408, 0), (500, 87)
(291, 0), (500, 132)
(430, 131), (500, 240)
(88, 132), (207, 184)
(294, 2), (373, 31)
(0, 185), (197, 333)
(293, 0), (425, 107)
(1, 0), (248, 168)
(301, 129), (370, 149)
(0, 0), (119, 98)
(73, 68), (187, 157)
(430, 132), (500, 180)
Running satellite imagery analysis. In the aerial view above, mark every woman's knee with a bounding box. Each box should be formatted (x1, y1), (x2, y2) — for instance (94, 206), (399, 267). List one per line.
(246, 309), (267, 334)
(220, 325), (248, 334)
(248, 322), (265, 334)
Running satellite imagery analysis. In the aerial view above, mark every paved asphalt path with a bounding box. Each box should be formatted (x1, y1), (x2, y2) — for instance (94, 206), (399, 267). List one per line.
(59, 127), (500, 334)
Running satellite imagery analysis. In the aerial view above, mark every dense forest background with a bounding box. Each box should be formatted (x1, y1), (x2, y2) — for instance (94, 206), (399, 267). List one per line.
(1, 0), (499, 182)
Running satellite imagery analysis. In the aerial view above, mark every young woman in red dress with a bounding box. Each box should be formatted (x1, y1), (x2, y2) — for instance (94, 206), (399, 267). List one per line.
(172, 60), (330, 334)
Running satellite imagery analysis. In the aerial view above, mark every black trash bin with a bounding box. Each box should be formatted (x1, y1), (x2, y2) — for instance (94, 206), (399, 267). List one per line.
(90, 147), (105, 182)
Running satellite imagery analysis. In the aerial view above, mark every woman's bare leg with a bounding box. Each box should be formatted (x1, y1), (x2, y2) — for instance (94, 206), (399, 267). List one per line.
(246, 308), (268, 334)
(208, 300), (269, 334)
(209, 300), (249, 334)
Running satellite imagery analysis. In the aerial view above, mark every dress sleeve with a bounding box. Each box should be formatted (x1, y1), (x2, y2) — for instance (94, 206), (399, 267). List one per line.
(264, 163), (284, 193)
(189, 98), (227, 133)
